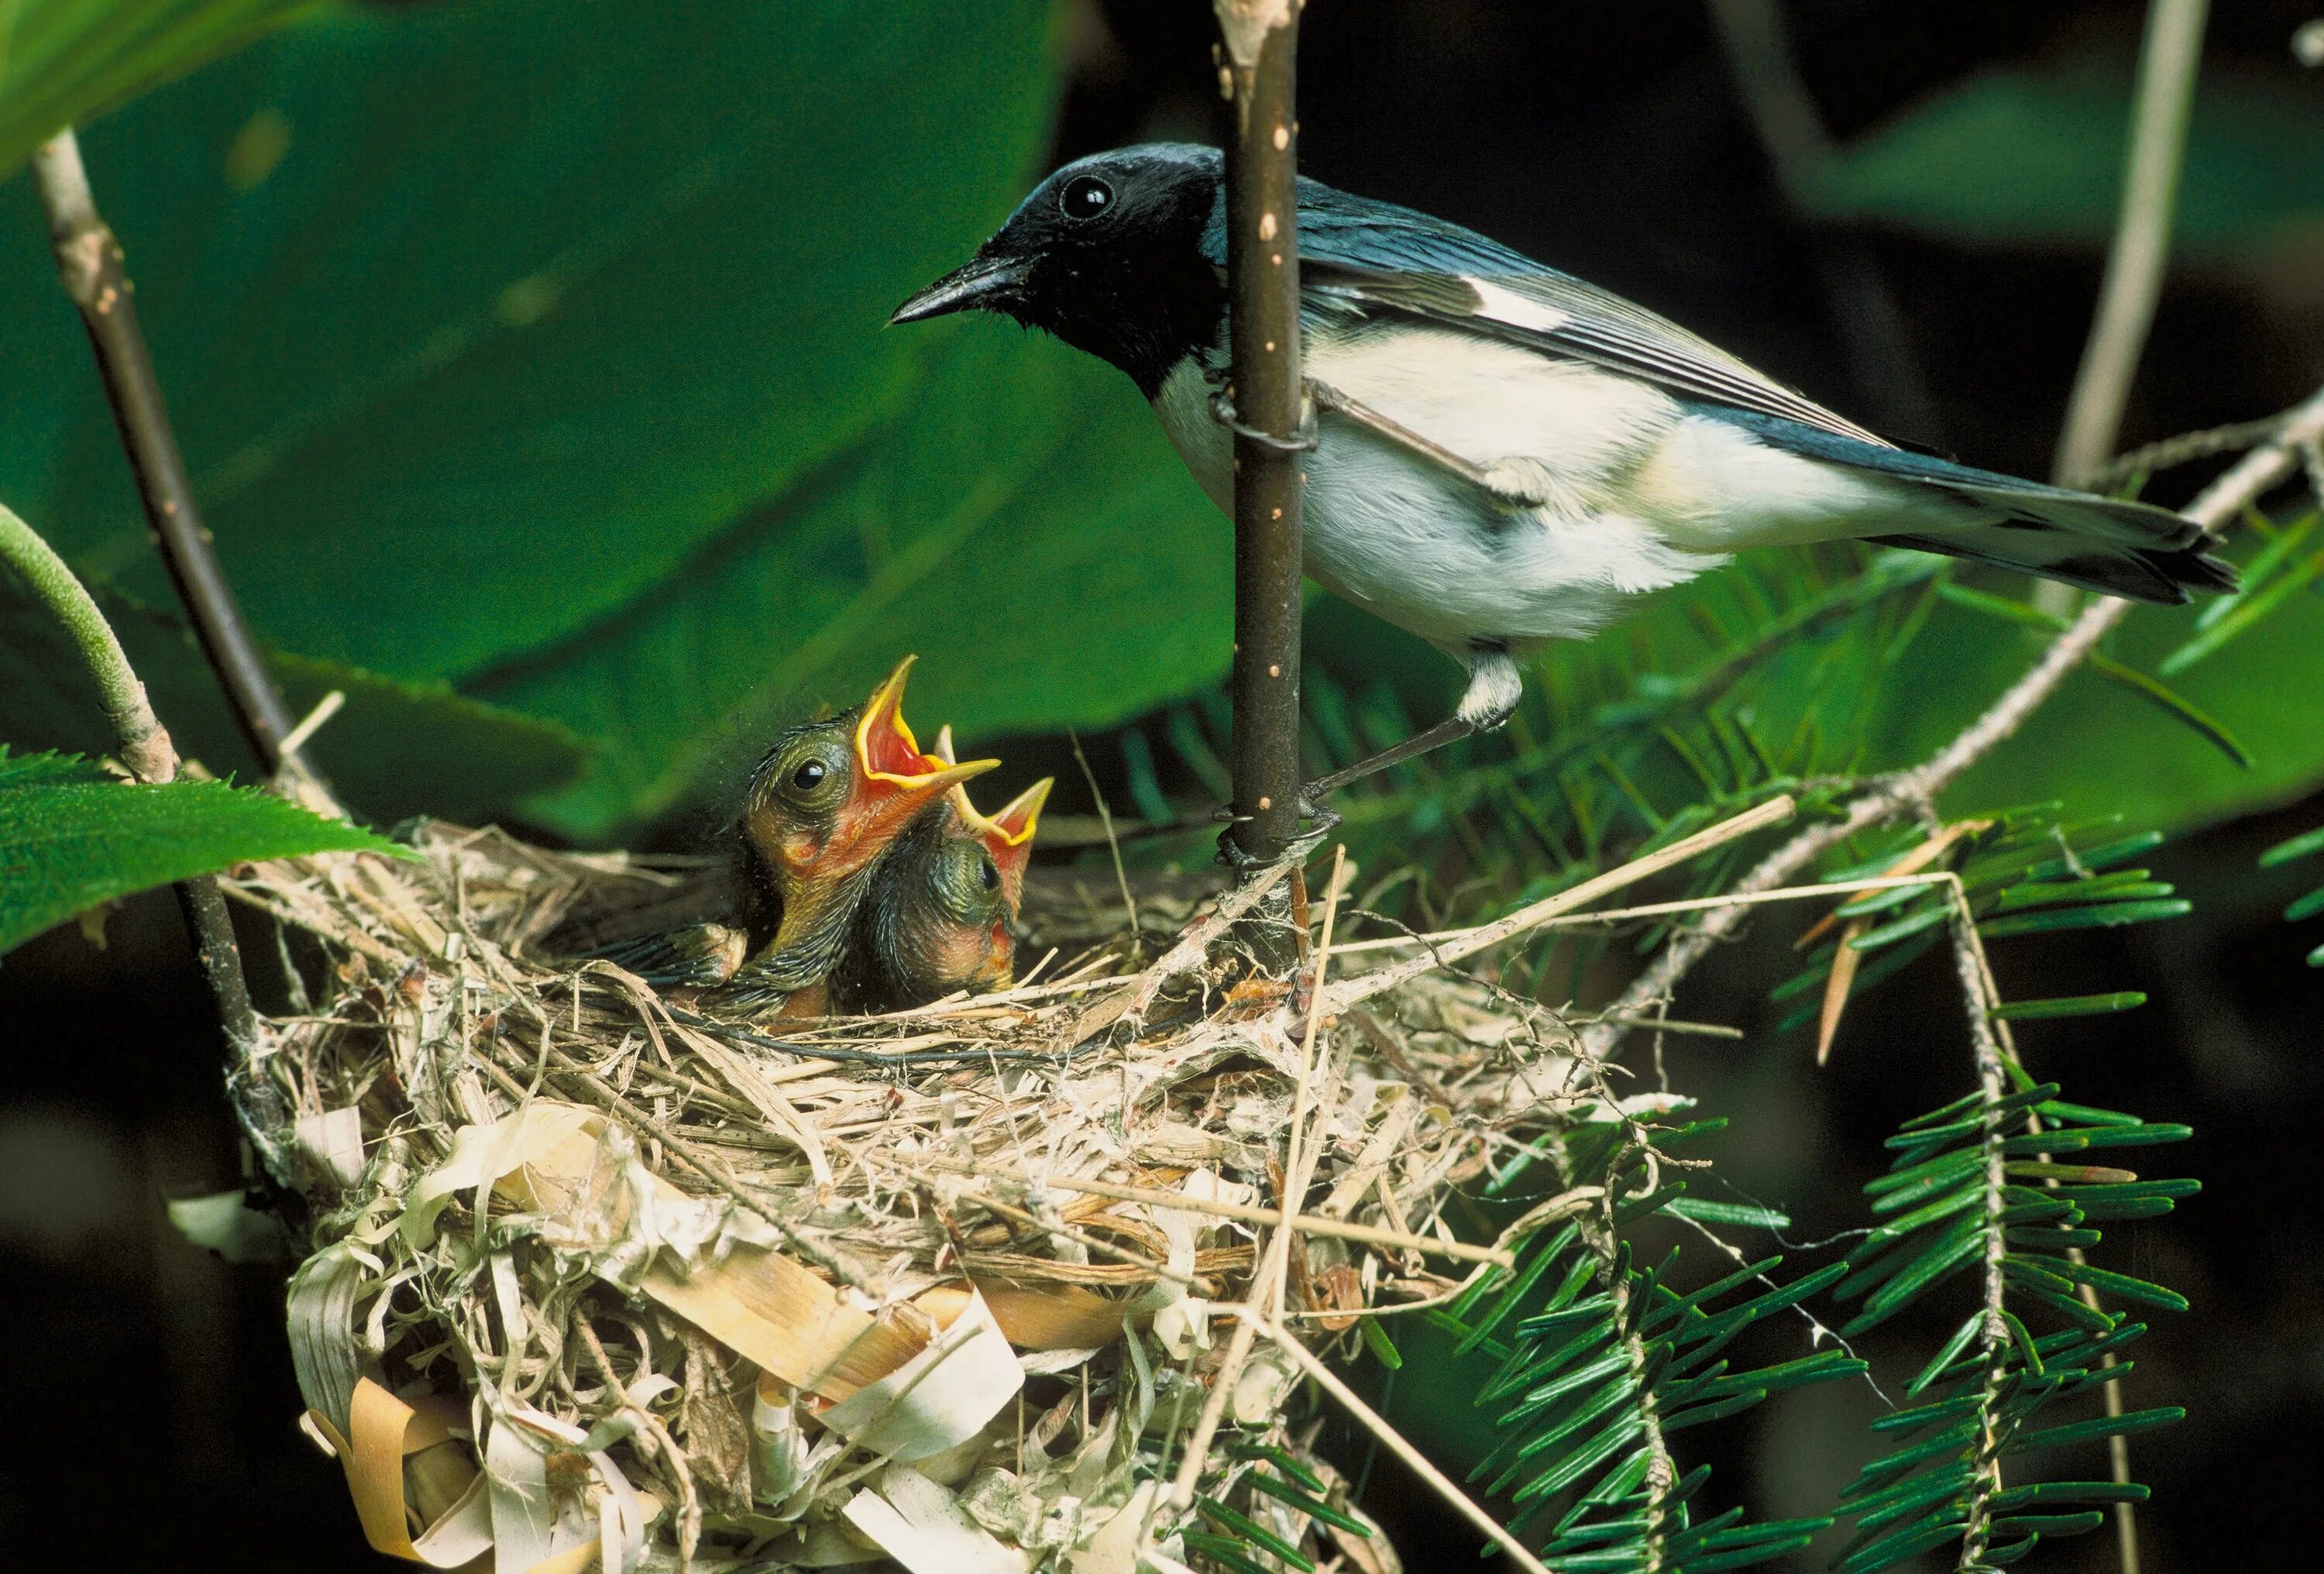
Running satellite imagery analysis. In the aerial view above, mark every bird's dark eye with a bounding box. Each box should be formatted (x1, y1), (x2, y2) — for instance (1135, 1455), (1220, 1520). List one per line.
(1058, 174), (1114, 221)
(791, 760), (827, 791)
(979, 857), (1000, 891)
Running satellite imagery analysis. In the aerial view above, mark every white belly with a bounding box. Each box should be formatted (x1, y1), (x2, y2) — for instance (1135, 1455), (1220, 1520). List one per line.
(1151, 327), (1913, 651)
(1151, 332), (1707, 650)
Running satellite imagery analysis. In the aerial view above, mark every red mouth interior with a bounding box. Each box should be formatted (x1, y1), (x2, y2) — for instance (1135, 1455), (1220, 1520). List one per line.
(862, 698), (935, 780)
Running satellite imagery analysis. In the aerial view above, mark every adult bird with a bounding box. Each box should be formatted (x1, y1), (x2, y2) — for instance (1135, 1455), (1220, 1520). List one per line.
(893, 144), (2233, 812)
(591, 658), (997, 1019)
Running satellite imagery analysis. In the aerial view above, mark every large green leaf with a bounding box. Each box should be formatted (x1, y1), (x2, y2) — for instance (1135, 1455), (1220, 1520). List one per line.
(2, 0), (1232, 840)
(0, 0), (316, 179)
(1802, 61), (2324, 259)
(474, 321), (1231, 836)
(0, 747), (403, 955)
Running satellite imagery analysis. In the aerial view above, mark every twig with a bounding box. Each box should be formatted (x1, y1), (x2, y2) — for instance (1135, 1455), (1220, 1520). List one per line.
(1122, 858), (1294, 1022)
(1576, 383), (2324, 1067)
(2052, 0), (2212, 487)
(0, 502), (284, 1164)
(1943, 880), (2015, 1570)
(1165, 851), (1347, 1517)
(29, 129), (304, 775)
(1067, 726), (1143, 962)
(1217, 0), (1307, 883)
(1704, 0), (1946, 442)
(1324, 794), (1796, 1012)
(1226, 1307), (1556, 1574)
(1324, 871), (1954, 955)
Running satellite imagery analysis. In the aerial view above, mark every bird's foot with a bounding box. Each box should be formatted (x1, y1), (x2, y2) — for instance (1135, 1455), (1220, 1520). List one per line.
(1211, 798), (1341, 874)
(1207, 387), (1319, 452)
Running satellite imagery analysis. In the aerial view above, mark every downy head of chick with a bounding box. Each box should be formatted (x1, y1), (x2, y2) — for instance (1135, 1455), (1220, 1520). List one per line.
(710, 657), (995, 1016)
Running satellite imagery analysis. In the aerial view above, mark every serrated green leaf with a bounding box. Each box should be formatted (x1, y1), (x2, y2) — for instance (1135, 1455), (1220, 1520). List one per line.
(0, 747), (404, 953)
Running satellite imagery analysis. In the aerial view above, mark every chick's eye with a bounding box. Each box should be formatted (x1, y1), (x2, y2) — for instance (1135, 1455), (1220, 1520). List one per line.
(790, 760), (827, 791)
(979, 857), (1000, 891)
(1058, 174), (1113, 220)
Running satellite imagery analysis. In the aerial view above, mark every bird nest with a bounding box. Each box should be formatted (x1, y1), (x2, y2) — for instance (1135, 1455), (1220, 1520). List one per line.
(222, 806), (1677, 1574)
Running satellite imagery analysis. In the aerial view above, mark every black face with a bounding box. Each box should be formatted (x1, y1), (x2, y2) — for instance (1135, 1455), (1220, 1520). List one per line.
(891, 144), (1228, 397)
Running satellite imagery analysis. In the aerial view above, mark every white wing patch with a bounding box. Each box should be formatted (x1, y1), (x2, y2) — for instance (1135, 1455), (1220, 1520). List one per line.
(1463, 277), (1570, 335)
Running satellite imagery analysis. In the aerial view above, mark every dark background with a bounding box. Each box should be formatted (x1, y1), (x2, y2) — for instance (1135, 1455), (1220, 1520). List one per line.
(4, 2), (2321, 1569)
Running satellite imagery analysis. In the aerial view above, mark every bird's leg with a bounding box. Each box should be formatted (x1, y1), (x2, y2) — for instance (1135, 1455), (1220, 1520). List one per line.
(1306, 380), (1549, 509)
(1299, 641), (1524, 807)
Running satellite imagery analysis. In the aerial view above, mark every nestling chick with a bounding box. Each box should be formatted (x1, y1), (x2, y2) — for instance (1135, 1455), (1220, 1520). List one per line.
(590, 658), (995, 1017)
(829, 733), (1052, 1013)
(711, 657), (996, 1017)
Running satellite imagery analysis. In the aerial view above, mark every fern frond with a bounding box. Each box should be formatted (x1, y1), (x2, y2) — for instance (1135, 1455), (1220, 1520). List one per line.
(1831, 1080), (2195, 1572)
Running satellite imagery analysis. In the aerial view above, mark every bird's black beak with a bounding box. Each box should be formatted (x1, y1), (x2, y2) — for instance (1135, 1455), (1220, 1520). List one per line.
(889, 253), (1026, 325)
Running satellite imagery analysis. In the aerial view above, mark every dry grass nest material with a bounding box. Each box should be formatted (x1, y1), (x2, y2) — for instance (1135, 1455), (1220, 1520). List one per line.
(227, 816), (1675, 1574)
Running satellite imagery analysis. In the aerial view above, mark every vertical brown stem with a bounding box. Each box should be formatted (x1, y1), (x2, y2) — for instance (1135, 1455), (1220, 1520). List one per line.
(29, 129), (304, 777)
(1216, 2), (1306, 892)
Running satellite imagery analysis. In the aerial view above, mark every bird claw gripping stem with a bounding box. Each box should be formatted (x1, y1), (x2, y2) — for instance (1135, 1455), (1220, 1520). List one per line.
(1207, 385), (1320, 452)
(1212, 799), (1340, 875)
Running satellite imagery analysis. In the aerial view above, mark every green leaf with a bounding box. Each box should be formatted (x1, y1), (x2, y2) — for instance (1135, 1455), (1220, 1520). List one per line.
(0, 0), (316, 179)
(2008, 1406), (2185, 1456)
(1802, 61), (2324, 259)
(2083, 651), (2253, 768)
(2161, 539), (2324, 676)
(0, 747), (403, 954)
(1977, 899), (2192, 938)
(2260, 823), (2324, 868)
(1991, 991), (2147, 1020)
(1243, 1472), (1370, 1535)
(1666, 1197), (1792, 1230)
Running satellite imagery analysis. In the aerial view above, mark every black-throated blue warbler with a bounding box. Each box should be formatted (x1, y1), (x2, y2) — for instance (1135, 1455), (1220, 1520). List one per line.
(894, 144), (2233, 803)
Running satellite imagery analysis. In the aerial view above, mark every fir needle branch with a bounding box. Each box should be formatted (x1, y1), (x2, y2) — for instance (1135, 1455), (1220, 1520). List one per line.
(1573, 382), (2324, 1071)
(1947, 877), (2016, 1569)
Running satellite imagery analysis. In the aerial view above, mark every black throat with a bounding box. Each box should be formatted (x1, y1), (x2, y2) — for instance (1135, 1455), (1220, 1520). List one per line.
(1012, 185), (1226, 400)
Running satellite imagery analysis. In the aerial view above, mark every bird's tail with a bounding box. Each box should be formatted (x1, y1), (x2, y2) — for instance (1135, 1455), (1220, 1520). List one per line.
(1872, 482), (2236, 604)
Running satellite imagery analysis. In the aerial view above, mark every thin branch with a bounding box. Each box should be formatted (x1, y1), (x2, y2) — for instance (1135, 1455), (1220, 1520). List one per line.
(1944, 878), (2015, 1570)
(1576, 382), (2324, 1067)
(29, 129), (304, 776)
(2052, 0), (2212, 486)
(1217, 0), (1307, 882)
(1703, 0), (1947, 442)
(0, 501), (281, 1160)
